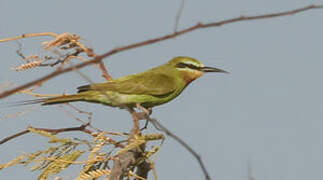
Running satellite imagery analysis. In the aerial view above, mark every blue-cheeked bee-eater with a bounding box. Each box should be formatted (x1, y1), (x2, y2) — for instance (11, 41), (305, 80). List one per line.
(28, 56), (228, 108)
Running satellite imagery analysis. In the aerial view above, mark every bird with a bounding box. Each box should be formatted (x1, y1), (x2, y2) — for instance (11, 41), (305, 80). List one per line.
(26, 56), (228, 108)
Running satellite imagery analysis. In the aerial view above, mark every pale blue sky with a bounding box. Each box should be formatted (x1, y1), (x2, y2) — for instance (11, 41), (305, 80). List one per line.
(1, 1), (323, 180)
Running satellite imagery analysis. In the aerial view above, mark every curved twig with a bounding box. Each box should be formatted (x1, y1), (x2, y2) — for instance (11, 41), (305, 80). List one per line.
(147, 117), (211, 180)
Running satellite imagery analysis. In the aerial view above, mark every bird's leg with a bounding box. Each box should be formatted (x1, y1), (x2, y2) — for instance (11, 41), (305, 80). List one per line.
(141, 119), (149, 131)
(142, 107), (152, 130)
(136, 103), (152, 130)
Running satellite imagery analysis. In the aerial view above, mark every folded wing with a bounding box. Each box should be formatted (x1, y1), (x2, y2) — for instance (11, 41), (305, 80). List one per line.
(77, 74), (177, 96)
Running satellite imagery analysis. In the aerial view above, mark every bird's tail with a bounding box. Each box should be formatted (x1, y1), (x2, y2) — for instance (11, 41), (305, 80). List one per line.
(42, 94), (84, 105)
(1, 94), (85, 108)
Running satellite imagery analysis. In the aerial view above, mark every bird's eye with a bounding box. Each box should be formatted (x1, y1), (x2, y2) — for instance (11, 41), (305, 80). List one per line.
(176, 62), (201, 70)
(186, 64), (200, 70)
(175, 62), (187, 68)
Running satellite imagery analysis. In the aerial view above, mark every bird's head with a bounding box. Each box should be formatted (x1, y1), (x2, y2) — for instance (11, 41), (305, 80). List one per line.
(167, 56), (228, 83)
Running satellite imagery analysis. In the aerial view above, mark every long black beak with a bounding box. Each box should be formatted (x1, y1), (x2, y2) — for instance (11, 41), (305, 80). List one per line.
(201, 66), (229, 73)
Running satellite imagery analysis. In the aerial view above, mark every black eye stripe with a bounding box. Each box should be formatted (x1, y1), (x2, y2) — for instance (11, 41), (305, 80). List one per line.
(175, 62), (187, 68)
(176, 62), (200, 70)
(187, 64), (200, 70)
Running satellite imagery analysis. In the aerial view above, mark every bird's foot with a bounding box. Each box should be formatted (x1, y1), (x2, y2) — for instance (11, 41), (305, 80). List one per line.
(135, 103), (152, 131)
(136, 103), (152, 116)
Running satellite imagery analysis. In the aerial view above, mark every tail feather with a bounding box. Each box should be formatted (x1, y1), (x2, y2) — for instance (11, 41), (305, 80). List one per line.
(42, 94), (84, 105)
(77, 84), (91, 93)
(2, 98), (47, 107)
(2, 94), (84, 108)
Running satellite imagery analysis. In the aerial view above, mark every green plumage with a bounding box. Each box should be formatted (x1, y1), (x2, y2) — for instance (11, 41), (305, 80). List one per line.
(41, 56), (227, 108)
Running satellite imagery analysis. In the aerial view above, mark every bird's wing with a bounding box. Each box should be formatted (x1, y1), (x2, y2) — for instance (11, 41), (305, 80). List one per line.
(77, 73), (177, 96)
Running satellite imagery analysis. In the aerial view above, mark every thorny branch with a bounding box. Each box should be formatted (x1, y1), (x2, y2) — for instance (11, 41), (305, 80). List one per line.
(0, 4), (322, 99)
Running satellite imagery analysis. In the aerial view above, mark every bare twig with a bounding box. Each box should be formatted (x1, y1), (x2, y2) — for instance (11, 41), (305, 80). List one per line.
(148, 117), (211, 180)
(0, 130), (29, 145)
(174, 0), (186, 32)
(0, 32), (58, 42)
(0, 4), (322, 99)
(0, 124), (90, 145)
(19, 89), (58, 97)
(66, 103), (93, 117)
(0, 123), (125, 149)
(99, 61), (113, 81)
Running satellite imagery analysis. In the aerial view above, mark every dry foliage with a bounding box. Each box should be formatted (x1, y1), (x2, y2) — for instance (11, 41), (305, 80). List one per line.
(0, 127), (163, 180)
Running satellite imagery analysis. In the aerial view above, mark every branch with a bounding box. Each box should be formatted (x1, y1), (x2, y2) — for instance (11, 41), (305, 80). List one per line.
(0, 4), (322, 99)
(135, 161), (151, 180)
(0, 124), (90, 145)
(0, 32), (58, 42)
(98, 61), (113, 81)
(148, 117), (211, 180)
(0, 130), (29, 145)
(0, 123), (122, 148)
(109, 109), (143, 180)
(109, 151), (137, 180)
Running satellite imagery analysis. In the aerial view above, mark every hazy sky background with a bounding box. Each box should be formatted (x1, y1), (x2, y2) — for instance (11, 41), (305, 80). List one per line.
(1, 1), (323, 180)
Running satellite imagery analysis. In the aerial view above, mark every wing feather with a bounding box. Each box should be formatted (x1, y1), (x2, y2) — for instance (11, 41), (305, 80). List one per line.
(77, 73), (177, 96)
